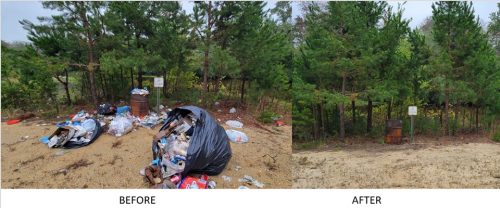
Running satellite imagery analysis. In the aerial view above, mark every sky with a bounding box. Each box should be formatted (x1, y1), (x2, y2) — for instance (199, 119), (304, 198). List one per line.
(1, 1), (498, 43)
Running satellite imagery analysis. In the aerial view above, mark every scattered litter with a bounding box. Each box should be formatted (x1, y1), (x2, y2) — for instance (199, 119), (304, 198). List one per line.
(229, 107), (236, 114)
(71, 111), (89, 122)
(97, 103), (117, 115)
(39, 136), (50, 144)
(178, 174), (209, 189)
(217, 109), (222, 112)
(239, 175), (264, 188)
(222, 175), (232, 182)
(108, 116), (134, 137)
(131, 88), (149, 96)
(226, 120), (243, 128)
(275, 120), (285, 127)
(47, 118), (102, 149)
(6, 119), (21, 125)
(214, 102), (220, 106)
(139, 168), (146, 176)
(139, 113), (162, 129)
(22, 135), (29, 140)
(159, 105), (165, 110)
(226, 129), (249, 143)
(208, 181), (216, 189)
(238, 186), (250, 189)
(116, 106), (130, 114)
(234, 165), (241, 171)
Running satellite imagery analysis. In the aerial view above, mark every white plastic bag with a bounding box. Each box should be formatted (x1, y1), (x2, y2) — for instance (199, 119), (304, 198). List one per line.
(226, 129), (248, 143)
(108, 116), (134, 137)
(225, 120), (243, 128)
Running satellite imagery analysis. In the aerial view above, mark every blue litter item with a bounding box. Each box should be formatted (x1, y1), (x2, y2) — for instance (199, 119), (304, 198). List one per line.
(56, 121), (70, 127)
(39, 136), (50, 144)
(152, 158), (160, 166)
(117, 106), (130, 114)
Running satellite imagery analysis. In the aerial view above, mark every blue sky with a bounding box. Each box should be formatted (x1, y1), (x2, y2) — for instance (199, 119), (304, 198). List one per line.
(1, 1), (498, 43)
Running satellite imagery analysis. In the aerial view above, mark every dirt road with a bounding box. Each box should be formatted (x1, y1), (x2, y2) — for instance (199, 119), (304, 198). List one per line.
(1, 119), (291, 189)
(293, 140), (500, 188)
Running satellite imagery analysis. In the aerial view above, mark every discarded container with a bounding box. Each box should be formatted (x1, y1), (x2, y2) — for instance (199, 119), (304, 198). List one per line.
(178, 175), (209, 189)
(385, 120), (402, 144)
(131, 94), (149, 117)
(226, 129), (248, 143)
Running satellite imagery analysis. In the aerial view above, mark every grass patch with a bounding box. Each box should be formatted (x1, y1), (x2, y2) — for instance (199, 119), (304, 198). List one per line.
(293, 139), (328, 150)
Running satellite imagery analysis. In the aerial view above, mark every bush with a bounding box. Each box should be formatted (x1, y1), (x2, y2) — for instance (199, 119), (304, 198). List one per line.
(493, 131), (500, 142)
(258, 109), (279, 124)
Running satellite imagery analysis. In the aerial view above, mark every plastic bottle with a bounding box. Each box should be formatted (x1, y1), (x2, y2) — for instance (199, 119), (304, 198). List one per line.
(190, 181), (199, 189)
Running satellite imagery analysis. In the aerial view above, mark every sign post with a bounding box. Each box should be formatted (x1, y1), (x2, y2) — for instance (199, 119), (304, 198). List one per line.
(154, 77), (164, 113)
(408, 106), (417, 144)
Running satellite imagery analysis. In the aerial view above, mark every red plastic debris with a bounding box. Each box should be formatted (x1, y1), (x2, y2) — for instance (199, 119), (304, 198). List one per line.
(6, 119), (21, 125)
(275, 120), (285, 127)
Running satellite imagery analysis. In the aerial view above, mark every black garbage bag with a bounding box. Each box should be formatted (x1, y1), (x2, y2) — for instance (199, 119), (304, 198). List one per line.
(97, 103), (117, 115)
(48, 118), (103, 149)
(158, 106), (232, 176)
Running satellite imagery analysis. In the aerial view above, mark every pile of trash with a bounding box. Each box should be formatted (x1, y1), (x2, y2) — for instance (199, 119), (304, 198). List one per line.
(131, 88), (150, 96)
(41, 102), (169, 147)
(141, 106), (232, 189)
(42, 111), (103, 149)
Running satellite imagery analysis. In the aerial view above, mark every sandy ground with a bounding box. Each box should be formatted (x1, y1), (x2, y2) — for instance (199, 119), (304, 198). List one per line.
(1, 118), (291, 189)
(293, 139), (500, 188)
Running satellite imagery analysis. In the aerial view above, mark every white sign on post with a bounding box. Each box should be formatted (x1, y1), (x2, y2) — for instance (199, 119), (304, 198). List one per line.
(154, 77), (164, 88)
(408, 106), (417, 115)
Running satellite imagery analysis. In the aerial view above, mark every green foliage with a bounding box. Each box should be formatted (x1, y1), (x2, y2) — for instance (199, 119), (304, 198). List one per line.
(493, 131), (500, 142)
(257, 110), (279, 124)
(1, 44), (58, 111)
(4, 1), (292, 116)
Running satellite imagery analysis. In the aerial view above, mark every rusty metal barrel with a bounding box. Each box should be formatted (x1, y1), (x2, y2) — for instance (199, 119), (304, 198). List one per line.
(130, 94), (149, 117)
(385, 119), (402, 144)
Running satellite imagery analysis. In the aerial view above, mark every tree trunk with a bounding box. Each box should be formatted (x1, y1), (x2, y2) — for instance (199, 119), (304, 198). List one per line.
(453, 106), (459, 136)
(55, 68), (72, 106)
(138, 65), (143, 89)
(387, 99), (392, 120)
(240, 77), (246, 104)
(203, 45), (209, 93)
(312, 105), (319, 140)
(444, 84), (450, 136)
(339, 74), (346, 140)
(78, 1), (98, 105)
(367, 99), (373, 133)
(130, 67), (135, 89)
(202, 1), (212, 96)
(320, 102), (326, 138)
(120, 67), (124, 97)
(462, 107), (465, 132)
(476, 106), (479, 133)
(352, 100), (356, 125)
(163, 69), (168, 97)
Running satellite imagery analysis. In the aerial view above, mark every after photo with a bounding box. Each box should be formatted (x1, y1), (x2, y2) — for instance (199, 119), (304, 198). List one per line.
(292, 1), (500, 188)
